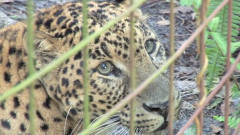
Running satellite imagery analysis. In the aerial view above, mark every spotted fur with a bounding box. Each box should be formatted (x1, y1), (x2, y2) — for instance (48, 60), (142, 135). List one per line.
(0, 1), (180, 134)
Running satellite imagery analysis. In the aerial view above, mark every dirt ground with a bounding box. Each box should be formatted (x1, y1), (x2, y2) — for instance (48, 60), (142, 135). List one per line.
(0, 0), (233, 134)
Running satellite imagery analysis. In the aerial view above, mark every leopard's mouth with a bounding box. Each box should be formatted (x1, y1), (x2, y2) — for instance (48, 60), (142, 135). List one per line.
(92, 113), (167, 135)
(153, 121), (168, 132)
(142, 103), (169, 132)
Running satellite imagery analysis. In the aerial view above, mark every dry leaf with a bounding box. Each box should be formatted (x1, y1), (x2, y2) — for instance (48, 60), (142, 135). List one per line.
(210, 124), (222, 134)
(181, 101), (195, 110)
(0, 0), (14, 4)
(157, 17), (170, 26)
(176, 6), (193, 14)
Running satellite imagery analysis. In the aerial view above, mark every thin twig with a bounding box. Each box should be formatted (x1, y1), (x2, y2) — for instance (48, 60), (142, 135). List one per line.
(224, 0), (232, 134)
(197, 0), (208, 134)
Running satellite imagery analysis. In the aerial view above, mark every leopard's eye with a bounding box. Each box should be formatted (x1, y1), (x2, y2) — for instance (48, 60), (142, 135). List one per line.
(97, 61), (113, 75)
(145, 39), (156, 54)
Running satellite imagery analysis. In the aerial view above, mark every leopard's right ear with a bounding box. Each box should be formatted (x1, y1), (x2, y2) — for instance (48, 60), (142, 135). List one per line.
(115, 0), (136, 7)
(23, 31), (63, 70)
(115, 0), (144, 20)
(115, 0), (130, 6)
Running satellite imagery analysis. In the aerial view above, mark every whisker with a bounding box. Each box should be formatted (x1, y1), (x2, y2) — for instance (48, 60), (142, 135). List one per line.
(64, 105), (73, 135)
(89, 114), (120, 134)
(135, 127), (142, 135)
(75, 119), (84, 134)
(109, 125), (128, 135)
(119, 126), (128, 135)
(96, 124), (118, 135)
(83, 114), (122, 135)
(95, 121), (120, 135)
(70, 118), (83, 135)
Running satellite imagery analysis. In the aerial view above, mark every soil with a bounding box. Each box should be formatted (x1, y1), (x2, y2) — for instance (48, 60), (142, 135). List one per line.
(0, 0), (233, 134)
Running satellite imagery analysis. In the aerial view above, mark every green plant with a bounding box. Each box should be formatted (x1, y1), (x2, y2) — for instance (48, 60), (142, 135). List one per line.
(204, 0), (240, 128)
(180, 0), (240, 129)
(183, 124), (197, 135)
(206, 0), (240, 90)
(213, 116), (240, 128)
(181, 0), (240, 87)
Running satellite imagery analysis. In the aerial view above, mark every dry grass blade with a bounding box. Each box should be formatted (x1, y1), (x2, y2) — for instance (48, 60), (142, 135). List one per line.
(129, 0), (136, 134)
(26, 0), (36, 134)
(82, 0), (90, 129)
(168, 0), (175, 134)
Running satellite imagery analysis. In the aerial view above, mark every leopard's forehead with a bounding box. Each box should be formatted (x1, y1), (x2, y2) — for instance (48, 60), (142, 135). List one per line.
(35, 1), (127, 35)
(34, 1), (158, 61)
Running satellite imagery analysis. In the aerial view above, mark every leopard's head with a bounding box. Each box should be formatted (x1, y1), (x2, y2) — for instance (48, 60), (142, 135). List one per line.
(31, 0), (180, 134)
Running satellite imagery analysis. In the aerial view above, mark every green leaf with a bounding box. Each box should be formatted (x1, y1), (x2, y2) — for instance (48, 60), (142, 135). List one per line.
(231, 58), (240, 70)
(180, 0), (193, 6)
(214, 116), (240, 128)
(193, 0), (201, 9)
(231, 42), (240, 53)
(210, 32), (227, 55)
(208, 17), (220, 32)
(184, 125), (197, 135)
(207, 98), (222, 109)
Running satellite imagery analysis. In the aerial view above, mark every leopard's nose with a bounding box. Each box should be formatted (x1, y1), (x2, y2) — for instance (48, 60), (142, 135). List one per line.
(142, 102), (168, 115)
(142, 102), (169, 131)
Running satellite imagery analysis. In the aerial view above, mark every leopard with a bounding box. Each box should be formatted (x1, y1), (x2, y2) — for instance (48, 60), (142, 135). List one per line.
(0, 0), (180, 134)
